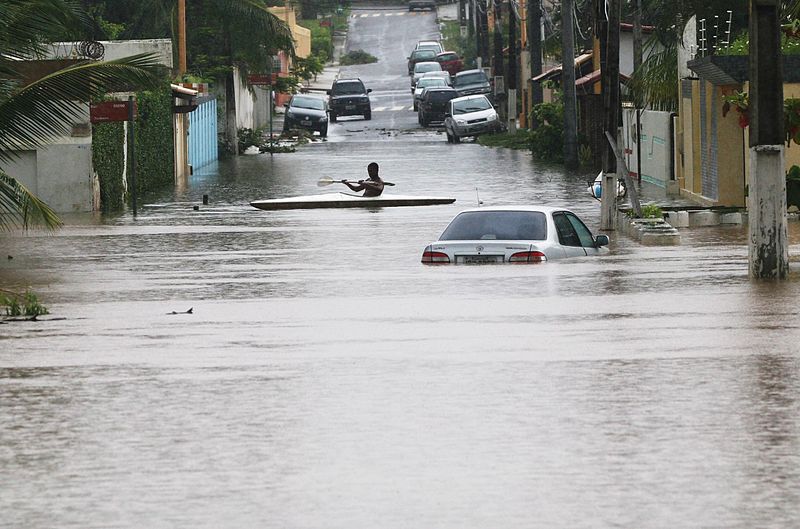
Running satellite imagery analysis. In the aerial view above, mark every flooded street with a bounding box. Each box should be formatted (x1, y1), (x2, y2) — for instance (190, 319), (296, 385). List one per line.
(3, 6), (800, 529)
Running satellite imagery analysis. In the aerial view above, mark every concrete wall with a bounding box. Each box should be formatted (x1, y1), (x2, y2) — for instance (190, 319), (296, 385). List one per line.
(233, 67), (270, 131)
(6, 40), (175, 213)
(49, 39), (173, 70)
(4, 139), (95, 213)
(622, 108), (674, 188)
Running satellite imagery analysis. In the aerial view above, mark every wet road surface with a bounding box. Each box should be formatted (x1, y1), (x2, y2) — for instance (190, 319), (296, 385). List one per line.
(2, 5), (800, 529)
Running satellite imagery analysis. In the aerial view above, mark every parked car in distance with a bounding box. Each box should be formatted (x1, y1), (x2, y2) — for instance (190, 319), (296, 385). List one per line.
(421, 206), (610, 264)
(407, 49), (438, 75)
(452, 68), (492, 98)
(415, 40), (444, 54)
(327, 78), (372, 122)
(411, 61), (442, 90)
(418, 87), (458, 126)
(443, 94), (502, 142)
(436, 51), (464, 76)
(282, 94), (328, 137)
(408, 0), (437, 11)
(413, 76), (449, 110)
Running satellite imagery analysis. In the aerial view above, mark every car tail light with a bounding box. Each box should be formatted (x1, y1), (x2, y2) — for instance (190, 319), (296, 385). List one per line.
(508, 251), (546, 263)
(421, 249), (450, 264)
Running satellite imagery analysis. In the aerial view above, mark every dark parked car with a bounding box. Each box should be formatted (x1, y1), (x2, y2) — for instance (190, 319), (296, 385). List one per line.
(418, 87), (458, 127)
(452, 68), (492, 98)
(407, 49), (437, 75)
(436, 51), (464, 76)
(408, 0), (436, 11)
(327, 78), (371, 122)
(282, 94), (328, 137)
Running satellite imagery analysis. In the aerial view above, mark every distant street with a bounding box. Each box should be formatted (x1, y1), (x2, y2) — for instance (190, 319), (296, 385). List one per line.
(2, 4), (800, 529)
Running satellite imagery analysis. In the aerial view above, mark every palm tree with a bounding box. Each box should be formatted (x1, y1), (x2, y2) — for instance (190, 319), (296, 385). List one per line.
(81, 0), (295, 153)
(0, 0), (166, 231)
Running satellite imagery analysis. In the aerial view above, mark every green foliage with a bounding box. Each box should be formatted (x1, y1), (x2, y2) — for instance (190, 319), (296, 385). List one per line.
(528, 99), (564, 163)
(718, 31), (800, 56)
(578, 144), (593, 166)
(300, 20), (333, 62)
(92, 120), (126, 211)
(238, 127), (264, 153)
(441, 20), (477, 69)
(787, 165), (800, 181)
(339, 49), (377, 66)
(1, 290), (49, 317)
(292, 54), (326, 82)
(477, 130), (531, 149)
(134, 85), (174, 194)
(640, 204), (663, 219)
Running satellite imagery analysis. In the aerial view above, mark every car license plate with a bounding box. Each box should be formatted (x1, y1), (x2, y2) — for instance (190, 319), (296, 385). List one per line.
(345, 105), (355, 110)
(301, 120), (311, 126)
(458, 255), (502, 264)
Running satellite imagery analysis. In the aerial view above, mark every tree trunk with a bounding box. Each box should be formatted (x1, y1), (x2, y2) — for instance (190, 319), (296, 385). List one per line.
(633, 0), (642, 73)
(562, 0), (578, 169)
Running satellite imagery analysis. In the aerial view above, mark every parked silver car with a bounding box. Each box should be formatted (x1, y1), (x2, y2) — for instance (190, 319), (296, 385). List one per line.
(411, 61), (442, 90)
(443, 94), (502, 142)
(421, 206), (610, 264)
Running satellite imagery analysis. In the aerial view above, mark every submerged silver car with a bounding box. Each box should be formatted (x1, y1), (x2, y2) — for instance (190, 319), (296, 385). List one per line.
(443, 94), (502, 142)
(421, 206), (610, 264)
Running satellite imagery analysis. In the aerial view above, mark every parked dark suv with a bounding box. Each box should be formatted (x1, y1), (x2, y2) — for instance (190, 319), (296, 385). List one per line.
(327, 78), (372, 122)
(408, 0), (436, 11)
(452, 69), (492, 99)
(418, 87), (458, 127)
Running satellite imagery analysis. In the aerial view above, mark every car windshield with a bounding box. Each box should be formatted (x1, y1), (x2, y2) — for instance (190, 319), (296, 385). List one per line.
(452, 97), (492, 114)
(417, 78), (447, 89)
(412, 50), (436, 60)
(439, 211), (547, 241)
(331, 82), (365, 95)
(454, 72), (488, 87)
(291, 97), (324, 110)
(415, 63), (442, 74)
(428, 91), (457, 102)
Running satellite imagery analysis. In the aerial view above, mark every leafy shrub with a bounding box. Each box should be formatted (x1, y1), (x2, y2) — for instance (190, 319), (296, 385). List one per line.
(339, 49), (378, 65)
(237, 127), (264, 153)
(1, 290), (49, 317)
(528, 99), (564, 163)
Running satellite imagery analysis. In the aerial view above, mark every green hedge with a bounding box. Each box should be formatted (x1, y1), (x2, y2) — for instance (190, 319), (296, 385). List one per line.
(92, 84), (174, 212)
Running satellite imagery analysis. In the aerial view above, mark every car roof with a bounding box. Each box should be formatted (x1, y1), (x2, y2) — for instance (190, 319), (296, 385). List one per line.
(425, 87), (457, 92)
(454, 69), (484, 76)
(417, 40), (440, 46)
(454, 205), (571, 215)
(436, 51), (459, 57)
(450, 94), (491, 103)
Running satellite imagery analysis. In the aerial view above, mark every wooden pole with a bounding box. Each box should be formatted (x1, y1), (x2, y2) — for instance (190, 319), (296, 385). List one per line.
(527, 0), (542, 112)
(128, 95), (137, 216)
(748, 0), (788, 278)
(600, 0), (620, 230)
(177, 0), (187, 75)
(562, 0), (578, 169)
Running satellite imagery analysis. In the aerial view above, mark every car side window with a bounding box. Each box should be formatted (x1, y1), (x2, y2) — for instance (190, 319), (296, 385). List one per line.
(552, 212), (582, 247)
(565, 213), (597, 248)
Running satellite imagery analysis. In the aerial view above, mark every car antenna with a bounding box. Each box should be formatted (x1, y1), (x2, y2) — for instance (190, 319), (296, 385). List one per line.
(475, 187), (484, 206)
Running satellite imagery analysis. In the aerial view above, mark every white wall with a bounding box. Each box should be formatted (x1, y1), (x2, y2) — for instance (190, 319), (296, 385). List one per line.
(622, 108), (674, 188)
(6, 40), (175, 213)
(233, 67), (270, 131)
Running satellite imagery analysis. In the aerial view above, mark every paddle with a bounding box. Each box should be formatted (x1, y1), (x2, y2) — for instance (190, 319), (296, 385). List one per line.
(317, 177), (395, 187)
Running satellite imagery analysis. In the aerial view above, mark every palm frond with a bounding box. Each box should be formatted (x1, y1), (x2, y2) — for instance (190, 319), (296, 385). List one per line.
(0, 54), (165, 164)
(217, 0), (295, 54)
(628, 40), (679, 112)
(0, 0), (88, 60)
(0, 170), (61, 231)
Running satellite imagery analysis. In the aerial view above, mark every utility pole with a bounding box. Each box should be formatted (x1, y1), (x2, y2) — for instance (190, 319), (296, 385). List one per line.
(493, 1), (504, 79)
(507, 0), (517, 132)
(600, 0), (620, 230)
(178, 0), (187, 75)
(527, 0), (543, 126)
(749, 0), (788, 279)
(562, 0), (578, 169)
(459, 0), (466, 26)
(633, 0), (642, 184)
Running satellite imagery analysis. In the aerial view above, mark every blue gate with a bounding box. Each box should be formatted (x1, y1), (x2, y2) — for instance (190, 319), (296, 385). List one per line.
(188, 96), (218, 171)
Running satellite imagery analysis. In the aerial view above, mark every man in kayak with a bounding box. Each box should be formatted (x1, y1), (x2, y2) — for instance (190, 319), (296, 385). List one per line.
(341, 162), (384, 197)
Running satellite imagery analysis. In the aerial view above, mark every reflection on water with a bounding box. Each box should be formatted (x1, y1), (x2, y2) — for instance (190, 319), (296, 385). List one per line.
(2, 141), (800, 527)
